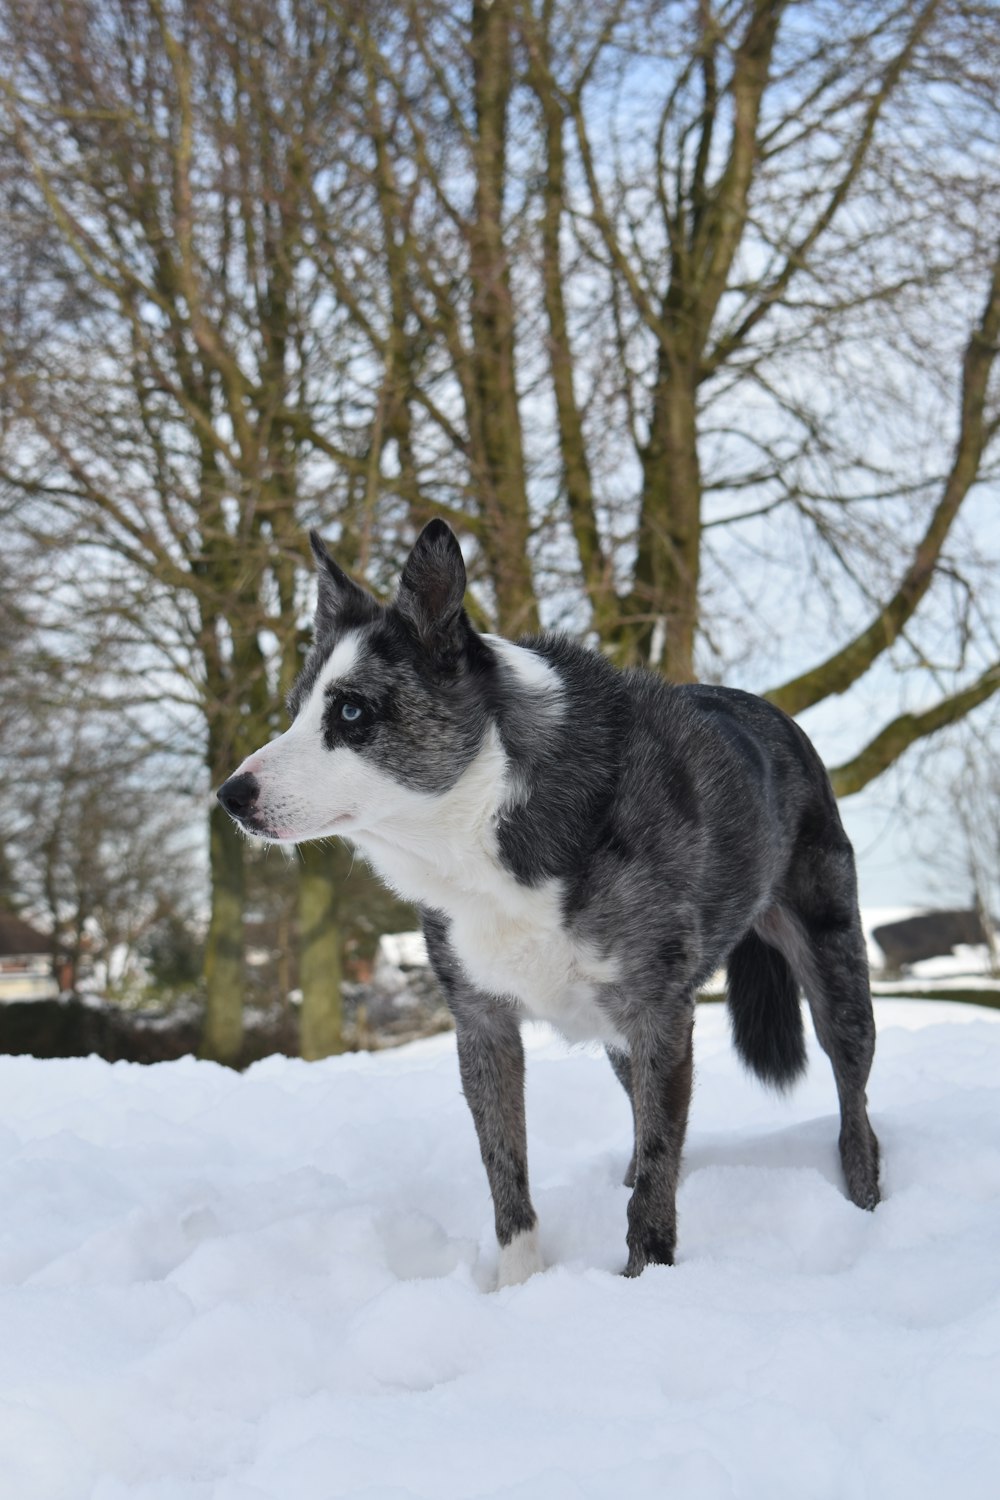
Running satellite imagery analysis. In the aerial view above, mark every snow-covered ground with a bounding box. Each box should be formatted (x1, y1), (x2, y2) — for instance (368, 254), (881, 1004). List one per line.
(3, 1000), (1000, 1500)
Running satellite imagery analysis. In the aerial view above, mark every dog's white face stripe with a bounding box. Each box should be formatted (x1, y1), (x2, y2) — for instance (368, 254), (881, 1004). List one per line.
(317, 629), (363, 693)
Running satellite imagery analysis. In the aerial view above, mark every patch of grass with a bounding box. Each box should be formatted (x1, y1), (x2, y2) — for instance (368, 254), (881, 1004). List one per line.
(871, 987), (1000, 1009)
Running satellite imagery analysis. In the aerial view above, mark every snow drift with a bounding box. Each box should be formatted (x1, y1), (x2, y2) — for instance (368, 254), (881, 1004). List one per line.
(2, 999), (999, 1499)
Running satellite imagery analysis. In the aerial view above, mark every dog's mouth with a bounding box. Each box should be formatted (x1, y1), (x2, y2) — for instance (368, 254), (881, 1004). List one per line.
(236, 814), (282, 841)
(217, 805), (283, 841)
(215, 772), (359, 843)
(225, 810), (309, 844)
(273, 813), (357, 843)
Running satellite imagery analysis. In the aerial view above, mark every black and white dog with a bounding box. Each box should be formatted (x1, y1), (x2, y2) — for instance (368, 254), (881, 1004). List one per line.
(218, 521), (880, 1284)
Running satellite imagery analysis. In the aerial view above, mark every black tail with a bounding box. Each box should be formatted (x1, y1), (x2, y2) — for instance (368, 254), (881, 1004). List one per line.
(726, 929), (807, 1091)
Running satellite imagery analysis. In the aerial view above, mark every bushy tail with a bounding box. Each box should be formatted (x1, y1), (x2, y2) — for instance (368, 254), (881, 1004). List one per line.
(726, 929), (806, 1091)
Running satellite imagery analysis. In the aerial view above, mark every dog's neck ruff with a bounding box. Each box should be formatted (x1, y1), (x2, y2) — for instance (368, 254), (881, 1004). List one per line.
(349, 635), (563, 897)
(350, 724), (519, 903)
(483, 634), (563, 708)
(350, 661), (624, 1046)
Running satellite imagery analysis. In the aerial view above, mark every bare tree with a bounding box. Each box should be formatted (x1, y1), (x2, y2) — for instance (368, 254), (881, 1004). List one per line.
(0, 643), (200, 992)
(337, 0), (1000, 755)
(0, 0), (385, 1059)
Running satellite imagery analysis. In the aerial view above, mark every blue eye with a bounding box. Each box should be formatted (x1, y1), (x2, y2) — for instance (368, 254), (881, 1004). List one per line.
(341, 702), (363, 722)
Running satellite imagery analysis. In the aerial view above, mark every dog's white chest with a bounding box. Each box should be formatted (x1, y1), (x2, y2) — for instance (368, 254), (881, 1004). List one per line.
(446, 877), (623, 1045)
(355, 835), (622, 1044)
(349, 725), (623, 1045)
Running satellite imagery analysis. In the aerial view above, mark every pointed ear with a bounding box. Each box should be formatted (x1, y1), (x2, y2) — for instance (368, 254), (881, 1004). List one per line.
(395, 520), (467, 657)
(309, 529), (379, 633)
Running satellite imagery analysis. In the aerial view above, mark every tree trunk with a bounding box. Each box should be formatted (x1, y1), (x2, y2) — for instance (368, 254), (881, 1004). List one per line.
(468, 0), (538, 636)
(624, 357), (702, 679)
(526, 24), (613, 637)
(200, 800), (246, 1065)
(298, 840), (345, 1060)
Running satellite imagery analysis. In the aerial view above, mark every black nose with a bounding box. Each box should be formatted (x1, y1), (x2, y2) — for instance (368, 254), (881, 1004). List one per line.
(217, 772), (260, 821)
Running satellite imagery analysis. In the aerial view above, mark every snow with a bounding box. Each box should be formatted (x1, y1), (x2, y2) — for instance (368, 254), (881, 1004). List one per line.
(378, 930), (430, 970)
(3, 1001), (1000, 1499)
(896, 946), (997, 982)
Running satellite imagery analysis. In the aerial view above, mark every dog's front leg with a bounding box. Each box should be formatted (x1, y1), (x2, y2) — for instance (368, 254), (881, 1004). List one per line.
(422, 911), (540, 1286)
(454, 1001), (541, 1288)
(623, 1004), (695, 1277)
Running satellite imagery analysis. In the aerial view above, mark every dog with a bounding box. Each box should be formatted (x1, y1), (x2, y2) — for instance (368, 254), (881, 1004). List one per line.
(218, 520), (880, 1285)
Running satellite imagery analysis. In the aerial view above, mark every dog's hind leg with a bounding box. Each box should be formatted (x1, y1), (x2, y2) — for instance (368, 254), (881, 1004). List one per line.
(801, 910), (880, 1210)
(767, 841), (880, 1210)
(606, 1046), (637, 1187)
(621, 1001), (695, 1276)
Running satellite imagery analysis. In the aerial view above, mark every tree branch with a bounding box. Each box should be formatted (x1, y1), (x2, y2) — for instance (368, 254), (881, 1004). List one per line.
(703, 0), (940, 378)
(830, 662), (1000, 797)
(767, 243), (1000, 716)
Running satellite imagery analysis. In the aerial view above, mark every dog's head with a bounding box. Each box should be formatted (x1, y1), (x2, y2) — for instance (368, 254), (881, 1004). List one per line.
(216, 520), (493, 843)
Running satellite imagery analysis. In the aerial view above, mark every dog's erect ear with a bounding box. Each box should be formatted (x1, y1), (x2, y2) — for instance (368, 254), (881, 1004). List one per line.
(395, 520), (467, 657)
(309, 529), (378, 633)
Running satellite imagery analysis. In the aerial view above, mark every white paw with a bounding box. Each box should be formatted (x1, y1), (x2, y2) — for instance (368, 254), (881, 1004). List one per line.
(497, 1225), (544, 1288)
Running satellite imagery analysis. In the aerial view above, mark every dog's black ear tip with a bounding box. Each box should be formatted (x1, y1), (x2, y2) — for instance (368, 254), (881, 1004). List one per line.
(308, 528), (329, 564)
(420, 517), (454, 544)
(413, 518), (463, 558)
